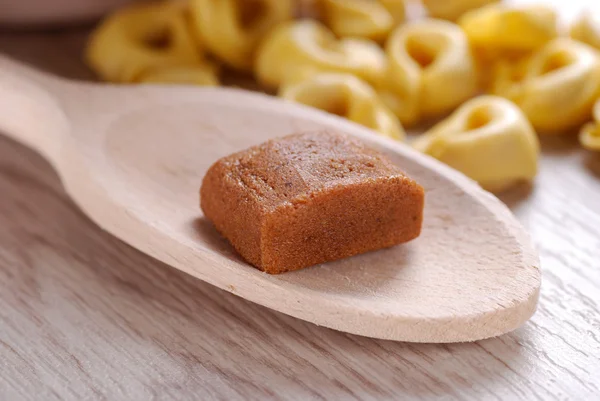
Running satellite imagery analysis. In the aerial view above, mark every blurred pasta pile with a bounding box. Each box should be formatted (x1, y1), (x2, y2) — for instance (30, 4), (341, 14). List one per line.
(85, 0), (600, 192)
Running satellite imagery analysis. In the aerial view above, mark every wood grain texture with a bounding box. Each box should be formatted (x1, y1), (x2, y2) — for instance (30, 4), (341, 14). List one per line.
(1, 9), (600, 401)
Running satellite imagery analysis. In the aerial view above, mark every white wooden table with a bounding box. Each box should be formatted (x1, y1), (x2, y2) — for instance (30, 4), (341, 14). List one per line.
(0, 1), (599, 399)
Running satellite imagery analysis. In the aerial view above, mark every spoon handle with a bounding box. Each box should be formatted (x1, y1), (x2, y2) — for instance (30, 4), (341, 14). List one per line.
(0, 54), (68, 163)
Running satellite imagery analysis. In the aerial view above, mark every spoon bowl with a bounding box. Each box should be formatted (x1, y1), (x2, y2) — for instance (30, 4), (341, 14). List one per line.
(0, 55), (540, 342)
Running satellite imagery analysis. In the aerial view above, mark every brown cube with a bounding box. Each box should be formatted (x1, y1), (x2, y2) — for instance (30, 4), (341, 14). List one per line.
(200, 131), (424, 274)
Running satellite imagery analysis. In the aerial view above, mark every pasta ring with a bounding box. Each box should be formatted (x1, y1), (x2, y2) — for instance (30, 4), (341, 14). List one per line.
(459, 4), (558, 62)
(86, 1), (202, 83)
(493, 38), (600, 134)
(413, 96), (540, 192)
(280, 72), (405, 141)
(189, 0), (293, 71)
(381, 19), (478, 126)
(322, 0), (405, 42)
(255, 20), (387, 89)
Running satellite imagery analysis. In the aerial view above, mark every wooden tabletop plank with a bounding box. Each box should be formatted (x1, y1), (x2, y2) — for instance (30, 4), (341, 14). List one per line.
(1, 3), (599, 399)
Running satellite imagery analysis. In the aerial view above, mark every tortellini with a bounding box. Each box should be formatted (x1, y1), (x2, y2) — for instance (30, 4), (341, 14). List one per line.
(459, 4), (558, 61)
(138, 65), (219, 86)
(280, 72), (405, 140)
(413, 96), (540, 192)
(422, 0), (499, 21)
(570, 12), (600, 50)
(380, 19), (478, 126)
(580, 100), (600, 151)
(86, 1), (204, 83)
(255, 20), (387, 89)
(189, 0), (293, 71)
(322, 0), (405, 42)
(492, 38), (600, 134)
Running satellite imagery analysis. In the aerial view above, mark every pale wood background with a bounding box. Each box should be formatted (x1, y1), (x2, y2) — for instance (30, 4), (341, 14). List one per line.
(1, 2), (600, 400)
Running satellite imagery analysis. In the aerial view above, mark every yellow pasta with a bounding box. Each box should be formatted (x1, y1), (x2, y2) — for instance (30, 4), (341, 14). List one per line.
(85, 1), (203, 83)
(489, 56), (529, 98)
(189, 0), (293, 72)
(322, 0), (405, 42)
(493, 38), (600, 134)
(459, 4), (558, 61)
(255, 20), (387, 89)
(138, 64), (219, 86)
(380, 19), (478, 126)
(570, 12), (600, 50)
(579, 99), (600, 151)
(413, 96), (539, 192)
(280, 72), (405, 140)
(423, 0), (499, 21)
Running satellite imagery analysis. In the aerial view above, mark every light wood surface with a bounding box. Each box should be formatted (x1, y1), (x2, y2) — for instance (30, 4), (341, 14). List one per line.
(1, 5), (599, 401)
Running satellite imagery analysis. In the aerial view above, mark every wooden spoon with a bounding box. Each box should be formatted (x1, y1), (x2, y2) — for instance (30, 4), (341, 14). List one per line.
(0, 55), (540, 343)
